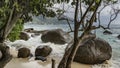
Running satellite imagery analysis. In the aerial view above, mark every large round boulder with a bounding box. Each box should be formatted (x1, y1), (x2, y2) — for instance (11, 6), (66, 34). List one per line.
(74, 38), (112, 64)
(19, 32), (30, 40)
(35, 46), (52, 57)
(41, 29), (73, 44)
(18, 47), (30, 58)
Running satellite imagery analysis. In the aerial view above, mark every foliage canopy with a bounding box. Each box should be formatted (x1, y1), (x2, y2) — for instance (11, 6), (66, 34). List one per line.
(0, 0), (70, 41)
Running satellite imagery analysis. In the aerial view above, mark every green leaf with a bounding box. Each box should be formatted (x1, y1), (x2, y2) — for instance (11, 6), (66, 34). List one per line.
(5, 0), (9, 4)
(0, 8), (3, 13)
(96, 0), (100, 4)
(89, 6), (96, 11)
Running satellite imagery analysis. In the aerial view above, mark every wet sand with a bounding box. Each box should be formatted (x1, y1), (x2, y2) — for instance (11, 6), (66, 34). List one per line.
(5, 58), (91, 68)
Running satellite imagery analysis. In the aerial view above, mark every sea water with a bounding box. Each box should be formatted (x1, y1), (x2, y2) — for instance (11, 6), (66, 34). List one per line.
(6, 23), (120, 68)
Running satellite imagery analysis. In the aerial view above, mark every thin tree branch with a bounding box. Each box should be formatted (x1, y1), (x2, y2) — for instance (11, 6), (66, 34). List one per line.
(107, 9), (120, 28)
(98, 5), (107, 27)
(87, 0), (102, 31)
(77, 0), (94, 27)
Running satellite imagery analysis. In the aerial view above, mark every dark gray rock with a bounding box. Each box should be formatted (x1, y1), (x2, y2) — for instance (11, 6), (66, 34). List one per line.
(35, 46), (52, 57)
(103, 30), (112, 35)
(35, 56), (47, 61)
(18, 47), (31, 58)
(19, 32), (30, 40)
(24, 28), (34, 32)
(24, 28), (47, 34)
(74, 38), (112, 64)
(41, 29), (73, 44)
(117, 35), (120, 39)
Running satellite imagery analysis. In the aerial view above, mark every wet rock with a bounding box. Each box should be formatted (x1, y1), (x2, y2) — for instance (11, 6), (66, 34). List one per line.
(117, 35), (120, 39)
(29, 53), (33, 57)
(0, 50), (2, 59)
(19, 32), (30, 40)
(74, 38), (112, 64)
(24, 28), (34, 32)
(103, 30), (112, 35)
(24, 28), (46, 34)
(35, 46), (52, 57)
(41, 29), (73, 44)
(18, 47), (31, 58)
(35, 56), (47, 61)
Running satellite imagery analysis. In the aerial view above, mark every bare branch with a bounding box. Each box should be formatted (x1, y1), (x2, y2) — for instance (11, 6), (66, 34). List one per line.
(87, 0), (102, 31)
(98, 5), (107, 26)
(77, 0), (94, 28)
(107, 8), (120, 28)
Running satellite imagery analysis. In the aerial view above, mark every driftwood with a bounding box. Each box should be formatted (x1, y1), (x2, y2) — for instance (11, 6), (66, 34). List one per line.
(52, 59), (55, 68)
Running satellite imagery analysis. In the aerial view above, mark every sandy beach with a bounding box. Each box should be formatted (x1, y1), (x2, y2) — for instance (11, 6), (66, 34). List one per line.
(5, 58), (91, 68)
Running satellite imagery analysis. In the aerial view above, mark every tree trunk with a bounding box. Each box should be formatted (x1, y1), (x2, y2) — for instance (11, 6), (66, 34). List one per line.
(58, 40), (73, 68)
(0, 8), (22, 68)
(0, 43), (12, 68)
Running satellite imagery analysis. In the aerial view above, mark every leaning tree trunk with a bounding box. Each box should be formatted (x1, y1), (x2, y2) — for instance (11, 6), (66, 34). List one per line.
(0, 7), (22, 68)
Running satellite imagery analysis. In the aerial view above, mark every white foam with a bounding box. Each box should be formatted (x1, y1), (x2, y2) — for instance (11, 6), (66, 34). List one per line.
(7, 34), (67, 60)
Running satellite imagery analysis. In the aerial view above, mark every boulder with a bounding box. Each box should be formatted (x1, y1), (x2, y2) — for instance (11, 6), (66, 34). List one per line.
(0, 50), (2, 59)
(24, 28), (46, 34)
(24, 28), (34, 32)
(18, 47), (31, 58)
(103, 30), (112, 35)
(74, 38), (112, 64)
(19, 32), (30, 40)
(41, 29), (73, 44)
(117, 35), (120, 39)
(35, 46), (52, 57)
